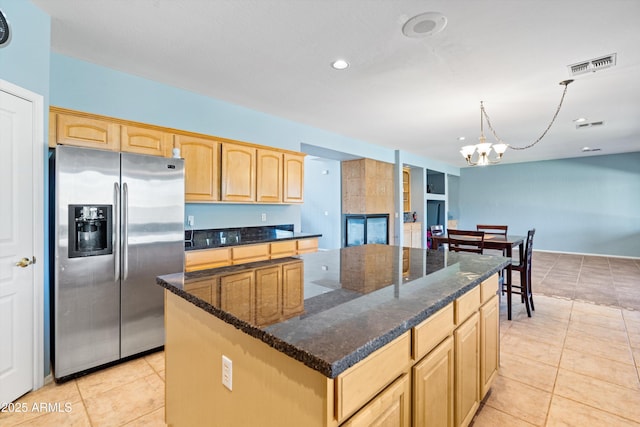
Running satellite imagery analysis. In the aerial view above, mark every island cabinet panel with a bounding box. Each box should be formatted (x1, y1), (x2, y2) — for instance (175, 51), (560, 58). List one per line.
(165, 292), (335, 427)
(283, 153), (305, 203)
(54, 112), (120, 151)
(480, 273), (499, 304)
(256, 149), (283, 203)
(120, 124), (173, 157)
(176, 134), (220, 202)
(413, 336), (455, 427)
(341, 373), (411, 427)
(184, 247), (230, 272)
(454, 286), (480, 325)
(221, 142), (256, 202)
(220, 271), (255, 324)
(335, 332), (411, 423)
(255, 266), (282, 326)
(454, 312), (480, 427)
(282, 261), (304, 317)
(413, 302), (455, 361)
(480, 295), (499, 399)
(183, 277), (217, 306)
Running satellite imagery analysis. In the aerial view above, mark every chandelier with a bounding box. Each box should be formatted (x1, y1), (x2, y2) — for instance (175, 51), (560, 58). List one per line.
(460, 79), (574, 166)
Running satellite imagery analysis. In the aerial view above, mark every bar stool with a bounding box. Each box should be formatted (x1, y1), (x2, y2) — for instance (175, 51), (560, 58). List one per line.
(504, 228), (535, 319)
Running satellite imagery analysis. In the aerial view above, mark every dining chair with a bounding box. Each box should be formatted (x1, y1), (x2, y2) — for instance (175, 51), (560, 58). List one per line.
(476, 224), (508, 236)
(504, 228), (535, 318)
(447, 229), (485, 254)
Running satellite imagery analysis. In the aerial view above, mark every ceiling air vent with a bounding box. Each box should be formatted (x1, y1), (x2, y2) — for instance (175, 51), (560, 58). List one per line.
(576, 121), (605, 129)
(568, 53), (617, 76)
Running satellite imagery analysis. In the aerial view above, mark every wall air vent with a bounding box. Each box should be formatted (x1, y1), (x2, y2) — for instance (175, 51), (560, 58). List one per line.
(576, 121), (605, 129)
(568, 53), (617, 76)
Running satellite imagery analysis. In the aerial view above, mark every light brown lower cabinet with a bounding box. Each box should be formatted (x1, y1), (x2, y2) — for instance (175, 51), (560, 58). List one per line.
(480, 295), (499, 399)
(413, 336), (454, 427)
(220, 271), (255, 324)
(185, 238), (319, 272)
(341, 373), (411, 427)
(454, 312), (480, 427)
(255, 266), (282, 326)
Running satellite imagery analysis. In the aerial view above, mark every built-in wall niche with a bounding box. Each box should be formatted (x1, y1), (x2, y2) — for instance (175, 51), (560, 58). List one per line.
(426, 170), (445, 195)
(426, 199), (445, 229)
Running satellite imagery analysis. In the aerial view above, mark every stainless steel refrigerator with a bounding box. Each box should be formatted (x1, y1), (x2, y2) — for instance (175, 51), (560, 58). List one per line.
(50, 145), (184, 381)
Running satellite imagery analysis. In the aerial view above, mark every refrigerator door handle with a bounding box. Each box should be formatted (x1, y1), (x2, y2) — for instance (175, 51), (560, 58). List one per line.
(122, 182), (129, 280)
(114, 182), (120, 281)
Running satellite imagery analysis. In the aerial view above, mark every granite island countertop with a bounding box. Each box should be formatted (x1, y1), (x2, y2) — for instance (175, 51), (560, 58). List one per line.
(157, 244), (510, 378)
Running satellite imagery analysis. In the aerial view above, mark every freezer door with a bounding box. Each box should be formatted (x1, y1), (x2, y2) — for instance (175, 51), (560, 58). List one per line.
(120, 153), (184, 357)
(53, 146), (121, 379)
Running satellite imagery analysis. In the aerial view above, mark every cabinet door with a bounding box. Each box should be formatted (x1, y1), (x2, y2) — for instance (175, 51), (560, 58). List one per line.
(54, 112), (120, 151)
(255, 266), (282, 326)
(220, 272), (255, 324)
(341, 373), (410, 427)
(221, 142), (256, 202)
(480, 295), (499, 399)
(413, 336), (454, 427)
(454, 312), (480, 427)
(402, 168), (410, 212)
(121, 124), (172, 157)
(176, 134), (220, 202)
(256, 149), (282, 203)
(282, 261), (304, 318)
(283, 153), (304, 203)
(184, 278), (215, 305)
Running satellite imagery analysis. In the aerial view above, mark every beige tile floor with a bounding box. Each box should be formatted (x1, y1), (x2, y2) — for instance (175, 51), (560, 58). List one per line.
(2, 252), (639, 426)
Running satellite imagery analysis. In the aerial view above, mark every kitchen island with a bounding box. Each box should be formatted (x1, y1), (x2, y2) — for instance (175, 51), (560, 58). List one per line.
(157, 245), (510, 427)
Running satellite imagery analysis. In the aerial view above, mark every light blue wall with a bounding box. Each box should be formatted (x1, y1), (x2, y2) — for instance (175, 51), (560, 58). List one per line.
(301, 157), (342, 249)
(459, 153), (640, 257)
(0, 0), (51, 376)
(50, 53), (405, 231)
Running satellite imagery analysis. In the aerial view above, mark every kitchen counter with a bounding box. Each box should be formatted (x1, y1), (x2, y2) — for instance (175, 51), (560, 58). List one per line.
(158, 244), (509, 378)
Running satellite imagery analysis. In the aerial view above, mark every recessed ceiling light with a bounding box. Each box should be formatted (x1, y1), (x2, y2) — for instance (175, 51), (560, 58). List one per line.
(457, 136), (466, 141)
(402, 12), (447, 38)
(574, 117), (587, 123)
(582, 147), (602, 152)
(331, 59), (349, 70)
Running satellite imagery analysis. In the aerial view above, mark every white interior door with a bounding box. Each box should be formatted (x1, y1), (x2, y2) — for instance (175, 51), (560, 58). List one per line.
(0, 82), (43, 403)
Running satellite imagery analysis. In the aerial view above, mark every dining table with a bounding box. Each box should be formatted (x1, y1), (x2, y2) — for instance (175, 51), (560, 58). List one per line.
(431, 232), (526, 320)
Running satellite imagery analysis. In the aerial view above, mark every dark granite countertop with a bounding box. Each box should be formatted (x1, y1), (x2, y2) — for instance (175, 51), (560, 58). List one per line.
(157, 244), (510, 378)
(185, 224), (321, 250)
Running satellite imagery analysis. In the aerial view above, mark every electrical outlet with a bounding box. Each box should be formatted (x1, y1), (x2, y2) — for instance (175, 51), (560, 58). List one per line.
(187, 215), (194, 227)
(222, 355), (232, 391)
(261, 213), (267, 222)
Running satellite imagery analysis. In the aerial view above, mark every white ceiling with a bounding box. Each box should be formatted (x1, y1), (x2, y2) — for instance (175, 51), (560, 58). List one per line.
(31, 0), (640, 167)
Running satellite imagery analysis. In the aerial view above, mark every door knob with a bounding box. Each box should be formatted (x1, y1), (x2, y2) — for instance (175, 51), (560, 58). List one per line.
(15, 256), (35, 268)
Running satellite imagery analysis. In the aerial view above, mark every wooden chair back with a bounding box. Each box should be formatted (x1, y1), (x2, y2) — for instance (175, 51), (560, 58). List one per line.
(476, 224), (508, 236)
(447, 229), (485, 254)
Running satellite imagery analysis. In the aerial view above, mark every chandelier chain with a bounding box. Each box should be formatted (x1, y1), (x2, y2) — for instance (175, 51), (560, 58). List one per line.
(481, 81), (572, 151)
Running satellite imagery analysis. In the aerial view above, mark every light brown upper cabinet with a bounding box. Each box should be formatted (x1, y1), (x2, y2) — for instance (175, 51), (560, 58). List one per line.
(52, 111), (120, 151)
(221, 142), (256, 202)
(49, 107), (305, 205)
(175, 134), (220, 202)
(121, 124), (173, 157)
(283, 153), (304, 204)
(256, 149), (283, 203)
